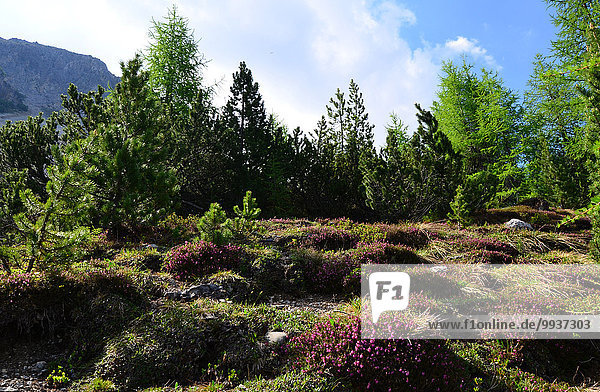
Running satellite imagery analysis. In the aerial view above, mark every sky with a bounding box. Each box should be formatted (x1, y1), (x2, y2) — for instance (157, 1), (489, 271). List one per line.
(0, 0), (558, 145)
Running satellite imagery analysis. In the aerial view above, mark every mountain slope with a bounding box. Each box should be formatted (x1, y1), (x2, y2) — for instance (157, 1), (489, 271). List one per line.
(0, 37), (119, 120)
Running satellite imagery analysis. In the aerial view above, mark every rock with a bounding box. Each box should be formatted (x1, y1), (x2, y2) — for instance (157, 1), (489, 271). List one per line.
(265, 331), (288, 345)
(34, 361), (46, 371)
(504, 218), (533, 230)
(165, 291), (181, 300)
(0, 387), (19, 392)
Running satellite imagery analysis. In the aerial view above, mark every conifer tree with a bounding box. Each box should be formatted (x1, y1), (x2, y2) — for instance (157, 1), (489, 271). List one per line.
(222, 61), (272, 206)
(410, 104), (462, 219)
(14, 137), (96, 271)
(0, 114), (58, 196)
(320, 80), (376, 218)
(523, 55), (588, 208)
(145, 5), (205, 118)
(70, 55), (177, 232)
(364, 114), (413, 221)
(432, 60), (524, 205)
(543, 0), (600, 256)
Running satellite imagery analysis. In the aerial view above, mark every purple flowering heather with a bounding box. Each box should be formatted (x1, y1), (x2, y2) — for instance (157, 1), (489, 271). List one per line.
(290, 317), (465, 391)
(163, 240), (243, 280)
(302, 226), (360, 250)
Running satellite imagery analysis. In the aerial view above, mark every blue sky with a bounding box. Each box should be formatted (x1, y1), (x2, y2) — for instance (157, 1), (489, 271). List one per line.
(0, 0), (558, 145)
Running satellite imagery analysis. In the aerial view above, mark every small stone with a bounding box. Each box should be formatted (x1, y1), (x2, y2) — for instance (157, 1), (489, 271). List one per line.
(504, 218), (533, 230)
(265, 331), (288, 345)
(165, 291), (181, 300)
(0, 387), (19, 392)
(34, 361), (46, 371)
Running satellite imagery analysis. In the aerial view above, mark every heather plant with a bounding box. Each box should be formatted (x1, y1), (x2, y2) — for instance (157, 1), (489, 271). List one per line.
(323, 218), (387, 243)
(376, 224), (432, 248)
(163, 240), (243, 280)
(448, 237), (519, 263)
(0, 261), (143, 339)
(301, 226), (359, 250)
(301, 242), (421, 293)
(350, 241), (422, 264)
(289, 317), (466, 391)
(197, 202), (233, 246)
(468, 249), (515, 263)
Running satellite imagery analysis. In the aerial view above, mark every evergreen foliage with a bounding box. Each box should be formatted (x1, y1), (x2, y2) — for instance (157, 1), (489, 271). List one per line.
(230, 190), (261, 234)
(197, 202), (232, 246)
(4, 4), (600, 270)
(14, 137), (96, 271)
(145, 5), (205, 118)
(523, 55), (589, 208)
(544, 0), (600, 257)
(82, 56), (178, 231)
(432, 60), (524, 205)
(0, 114), (58, 195)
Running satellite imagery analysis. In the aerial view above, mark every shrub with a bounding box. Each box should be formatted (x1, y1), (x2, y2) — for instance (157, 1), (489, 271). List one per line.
(163, 240), (243, 280)
(229, 190), (261, 235)
(198, 203), (233, 246)
(449, 237), (518, 263)
(468, 249), (515, 264)
(233, 370), (336, 391)
(301, 226), (359, 250)
(289, 317), (465, 391)
(448, 184), (473, 225)
(299, 242), (422, 294)
(96, 304), (266, 390)
(0, 262), (144, 339)
(350, 241), (422, 264)
(449, 171), (499, 224)
(377, 224), (432, 248)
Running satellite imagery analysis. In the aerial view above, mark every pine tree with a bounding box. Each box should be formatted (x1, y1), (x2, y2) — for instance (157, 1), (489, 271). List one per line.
(14, 137), (96, 271)
(0, 113), (58, 196)
(410, 104), (462, 219)
(197, 202), (231, 246)
(176, 88), (236, 213)
(77, 55), (178, 232)
(364, 114), (412, 221)
(58, 83), (110, 144)
(222, 61), (272, 208)
(319, 80), (376, 218)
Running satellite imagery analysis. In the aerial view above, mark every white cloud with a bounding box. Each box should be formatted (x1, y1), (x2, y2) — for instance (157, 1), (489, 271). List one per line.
(442, 36), (502, 70)
(0, 0), (501, 146)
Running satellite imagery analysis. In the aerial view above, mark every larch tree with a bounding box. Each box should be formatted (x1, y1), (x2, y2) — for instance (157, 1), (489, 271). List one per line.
(145, 5), (205, 118)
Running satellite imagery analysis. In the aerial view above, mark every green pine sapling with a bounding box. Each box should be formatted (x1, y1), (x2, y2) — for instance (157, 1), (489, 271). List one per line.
(228, 190), (261, 236)
(197, 202), (232, 246)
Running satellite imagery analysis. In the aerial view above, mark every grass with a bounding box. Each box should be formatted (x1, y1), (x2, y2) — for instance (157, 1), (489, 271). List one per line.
(1, 209), (599, 391)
